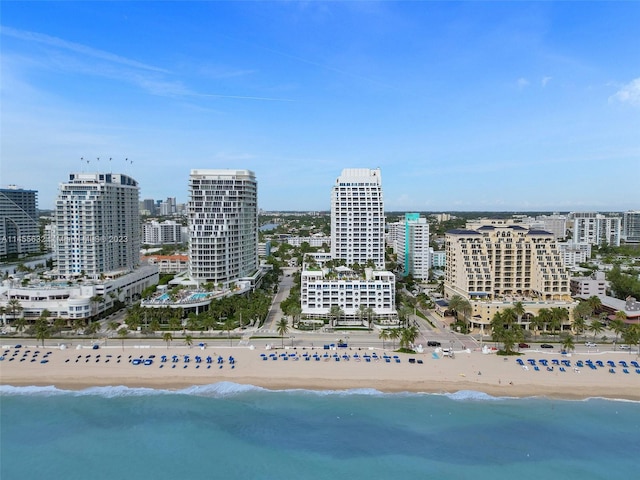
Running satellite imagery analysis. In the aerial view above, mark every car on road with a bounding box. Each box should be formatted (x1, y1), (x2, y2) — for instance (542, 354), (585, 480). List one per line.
(518, 343), (530, 348)
(619, 345), (631, 350)
(540, 344), (554, 349)
(427, 341), (441, 347)
(585, 342), (597, 348)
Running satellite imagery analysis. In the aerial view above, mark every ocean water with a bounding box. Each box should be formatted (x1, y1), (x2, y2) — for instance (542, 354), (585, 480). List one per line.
(1, 383), (638, 480)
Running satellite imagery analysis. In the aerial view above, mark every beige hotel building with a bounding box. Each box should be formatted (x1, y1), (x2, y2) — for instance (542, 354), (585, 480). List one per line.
(444, 225), (576, 333)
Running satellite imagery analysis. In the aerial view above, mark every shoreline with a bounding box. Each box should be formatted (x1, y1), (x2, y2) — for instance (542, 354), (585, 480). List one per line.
(2, 345), (639, 401)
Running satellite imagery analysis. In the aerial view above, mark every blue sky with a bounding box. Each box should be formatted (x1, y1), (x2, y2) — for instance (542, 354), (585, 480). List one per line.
(1, 1), (639, 212)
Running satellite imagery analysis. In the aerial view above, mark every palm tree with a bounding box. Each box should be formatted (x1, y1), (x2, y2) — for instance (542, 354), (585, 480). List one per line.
(448, 295), (471, 328)
(561, 334), (575, 353)
(571, 316), (586, 343)
(587, 295), (602, 314)
(184, 334), (193, 349)
(550, 307), (568, 336)
(223, 317), (236, 347)
(588, 319), (604, 341)
(117, 327), (128, 350)
(513, 301), (525, 325)
(398, 305), (413, 328)
(13, 317), (27, 334)
(6, 298), (23, 323)
(329, 305), (343, 327)
(290, 305), (302, 328)
(609, 318), (626, 349)
(536, 308), (552, 335)
(622, 325), (640, 354)
(276, 318), (289, 348)
(400, 325), (419, 349)
(163, 332), (173, 349)
(365, 307), (375, 330)
(388, 328), (400, 350)
(378, 329), (390, 349)
(35, 319), (49, 347)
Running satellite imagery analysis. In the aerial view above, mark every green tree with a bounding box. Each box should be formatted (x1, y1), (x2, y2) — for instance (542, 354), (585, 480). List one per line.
(448, 295), (471, 326)
(163, 331), (173, 349)
(588, 319), (605, 341)
(329, 305), (343, 327)
(184, 334), (193, 348)
(621, 325), (640, 353)
(276, 318), (289, 348)
(609, 317), (627, 349)
(561, 334), (575, 353)
(513, 301), (525, 325)
(117, 327), (128, 350)
(379, 329), (390, 349)
(6, 298), (23, 322)
(388, 328), (400, 350)
(571, 315), (586, 343)
(35, 318), (49, 347)
(536, 308), (553, 334)
(400, 325), (419, 349)
(223, 317), (236, 347)
(587, 295), (602, 313)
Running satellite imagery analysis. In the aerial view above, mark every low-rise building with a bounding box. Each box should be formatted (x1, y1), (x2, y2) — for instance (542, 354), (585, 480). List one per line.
(570, 271), (607, 297)
(0, 266), (158, 324)
(300, 265), (397, 325)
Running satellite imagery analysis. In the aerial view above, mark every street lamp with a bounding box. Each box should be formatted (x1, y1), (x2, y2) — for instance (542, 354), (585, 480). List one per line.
(290, 336), (295, 348)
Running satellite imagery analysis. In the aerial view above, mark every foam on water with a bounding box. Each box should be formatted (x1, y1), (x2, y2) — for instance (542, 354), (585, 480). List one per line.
(1, 382), (637, 404)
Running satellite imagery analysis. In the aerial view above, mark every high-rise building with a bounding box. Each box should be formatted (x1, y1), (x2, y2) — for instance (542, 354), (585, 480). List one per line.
(397, 213), (430, 280)
(54, 173), (141, 278)
(142, 220), (185, 245)
(622, 211), (640, 243)
(444, 225), (574, 332)
(571, 212), (621, 247)
(188, 169), (258, 286)
(300, 168), (397, 325)
(0, 186), (39, 257)
(142, 198), (156, 215)
(330, 168), (385, 269)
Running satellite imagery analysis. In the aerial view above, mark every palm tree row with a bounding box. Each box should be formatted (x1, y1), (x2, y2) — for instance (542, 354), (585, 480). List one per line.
(378, 325), (420, 351)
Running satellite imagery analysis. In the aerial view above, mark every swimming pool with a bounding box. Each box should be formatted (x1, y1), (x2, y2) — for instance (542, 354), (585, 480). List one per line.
(189, 293), (209, 300)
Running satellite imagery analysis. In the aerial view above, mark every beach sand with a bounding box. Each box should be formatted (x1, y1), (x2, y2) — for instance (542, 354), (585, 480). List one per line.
(2, 344), (639, 400)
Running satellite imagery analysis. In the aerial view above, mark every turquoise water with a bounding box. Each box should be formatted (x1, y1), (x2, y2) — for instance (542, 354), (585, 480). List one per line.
(1, 383), (638, 480)
(189, 293), (209, 300)
(157, 293), (170, 301)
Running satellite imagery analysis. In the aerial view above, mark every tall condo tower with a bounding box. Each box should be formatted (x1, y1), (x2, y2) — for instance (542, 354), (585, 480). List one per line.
(0, 186), (39, 257)
(188, 169), (258, 286)
(331, 168), (385, 269)
(55, 173), (140, 278)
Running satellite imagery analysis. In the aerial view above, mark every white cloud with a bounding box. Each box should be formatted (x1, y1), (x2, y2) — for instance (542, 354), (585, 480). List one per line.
(516, 77), (529, 89)
(610, 78), (640, 106)
(541, 76), (552, 87)
(0, 25), (168, 73)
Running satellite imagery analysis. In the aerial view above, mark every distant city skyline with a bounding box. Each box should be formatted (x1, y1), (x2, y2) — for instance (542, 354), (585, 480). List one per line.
(1, 2), (639, 211)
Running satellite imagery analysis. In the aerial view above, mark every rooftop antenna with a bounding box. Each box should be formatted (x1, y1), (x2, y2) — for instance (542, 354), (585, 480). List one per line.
(109, 157), (112, 174)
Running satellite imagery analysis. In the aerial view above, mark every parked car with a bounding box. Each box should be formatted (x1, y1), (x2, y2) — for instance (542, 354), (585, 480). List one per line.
(540, 344), (554, 349)
(518, 343), (530, 348)
(585, 342), (597, 348)
(427, 341), (441, 347)
(619, 345), (630, 350)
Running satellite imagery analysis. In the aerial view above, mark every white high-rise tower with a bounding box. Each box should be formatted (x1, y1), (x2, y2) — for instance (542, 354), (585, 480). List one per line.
(330, 168), (385, 269)
(188, 169), (258, 286)
(55, 173), (140, 278)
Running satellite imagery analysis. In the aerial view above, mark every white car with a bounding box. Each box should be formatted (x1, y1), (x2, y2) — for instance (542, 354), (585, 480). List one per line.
(619, 345), (631, 350)
(585, 342), (597, 348)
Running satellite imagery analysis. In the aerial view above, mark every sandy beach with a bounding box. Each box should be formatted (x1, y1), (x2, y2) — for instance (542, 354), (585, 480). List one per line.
(2, 343), (639, 401)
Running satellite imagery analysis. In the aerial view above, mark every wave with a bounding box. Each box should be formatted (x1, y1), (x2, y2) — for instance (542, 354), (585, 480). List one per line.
(443, 390), (508, 402)
(2, 383), (637, 403)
